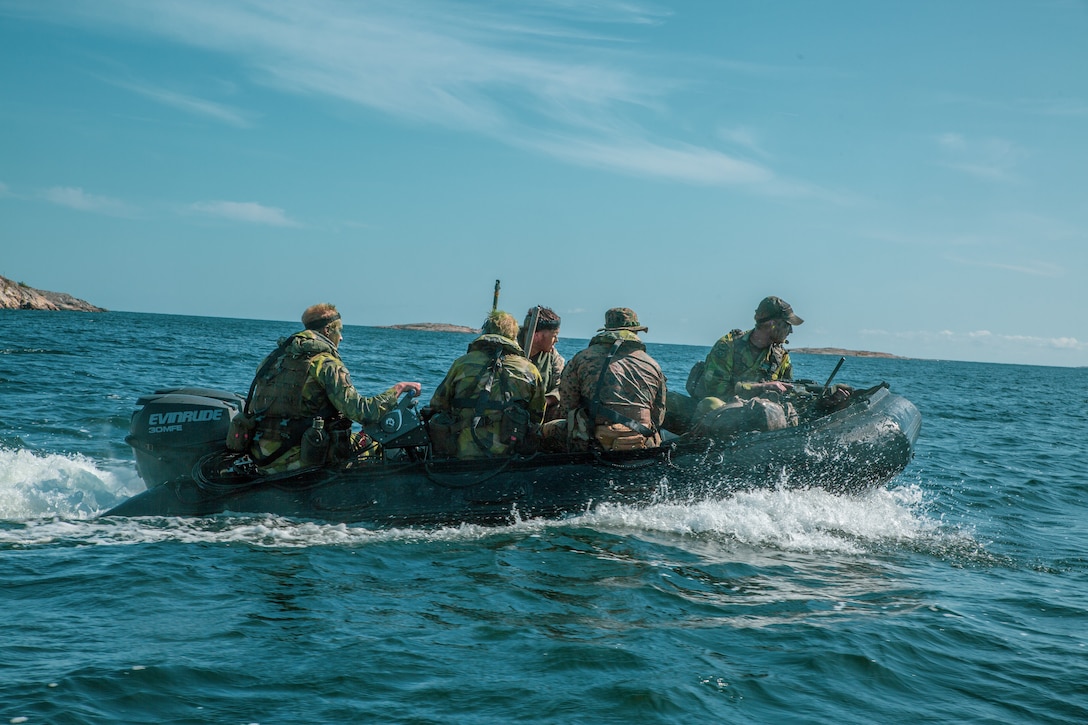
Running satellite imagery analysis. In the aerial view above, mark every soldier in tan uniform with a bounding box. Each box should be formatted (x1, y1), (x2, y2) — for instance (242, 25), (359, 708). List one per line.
(554, 307), (666, 451)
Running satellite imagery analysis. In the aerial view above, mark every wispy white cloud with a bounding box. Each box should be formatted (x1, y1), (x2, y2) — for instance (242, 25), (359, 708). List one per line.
(936, 132), (1024, 182)
(862, 328), (1084, 352)
(13, 0), (795, 190)
(527, 135), (774, 185)
(41, 186), (134, 215)
(99, 76), (252, 127)
(189, 200), (299, 227)
(1019, 97), (1088, 117)
(0, 181), (10, 196)
(717, 125), (770, 158)
(945, 254), (1064, 278)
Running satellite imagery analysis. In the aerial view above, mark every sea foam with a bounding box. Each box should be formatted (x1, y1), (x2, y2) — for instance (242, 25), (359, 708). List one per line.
(0, 446), (142, 520)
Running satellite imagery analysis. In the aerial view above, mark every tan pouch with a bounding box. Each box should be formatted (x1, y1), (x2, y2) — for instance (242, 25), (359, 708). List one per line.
(225, 412), (256, 452)
(426, 412), (458, 458)
(594, 423), (647, 451)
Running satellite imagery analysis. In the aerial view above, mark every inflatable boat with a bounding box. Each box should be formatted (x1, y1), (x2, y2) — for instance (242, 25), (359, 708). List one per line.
(104, 380), (922, 527)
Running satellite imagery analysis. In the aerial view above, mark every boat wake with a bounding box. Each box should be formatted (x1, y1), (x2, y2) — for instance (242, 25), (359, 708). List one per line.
(0, 446), (142, 521)
(1, 452), (969, 563)
(572, 484), (935, 554)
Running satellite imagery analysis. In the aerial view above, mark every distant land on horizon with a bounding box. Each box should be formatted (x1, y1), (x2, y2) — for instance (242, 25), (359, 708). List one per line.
(793, 347), (905, 360)
(0, 274), (106, 312)
(380, 322), (480, 334)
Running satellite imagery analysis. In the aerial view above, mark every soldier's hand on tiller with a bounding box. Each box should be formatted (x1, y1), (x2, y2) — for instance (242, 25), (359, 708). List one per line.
(394, 382), (422, 396)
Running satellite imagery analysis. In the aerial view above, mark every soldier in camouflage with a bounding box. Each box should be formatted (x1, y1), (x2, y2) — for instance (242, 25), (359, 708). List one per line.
(689, 296), (802, 401)
(429, 310), (546, 458)
(247, 303), (421, 473)
(518, 306), (564, 421)
(556, 307), (667, 451)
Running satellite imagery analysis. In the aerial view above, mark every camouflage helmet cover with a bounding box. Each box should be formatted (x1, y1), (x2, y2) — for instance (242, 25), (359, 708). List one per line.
(482, 310), (520, 340)
(754, 296), (803, 326)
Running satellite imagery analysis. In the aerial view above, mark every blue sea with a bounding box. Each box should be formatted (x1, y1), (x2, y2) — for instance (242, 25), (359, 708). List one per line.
(2, 310), (1086, 724)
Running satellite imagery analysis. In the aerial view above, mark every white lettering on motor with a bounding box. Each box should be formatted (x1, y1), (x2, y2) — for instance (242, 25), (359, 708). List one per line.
(148, 409), (224, 426)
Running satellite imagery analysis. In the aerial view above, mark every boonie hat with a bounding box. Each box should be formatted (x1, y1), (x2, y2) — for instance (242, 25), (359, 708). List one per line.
(754, 296), (803, 325)
(600, 307), (648, 333)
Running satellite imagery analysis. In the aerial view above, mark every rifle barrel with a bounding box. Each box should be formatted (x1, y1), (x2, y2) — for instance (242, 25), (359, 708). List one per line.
(822, 356), (846, 391)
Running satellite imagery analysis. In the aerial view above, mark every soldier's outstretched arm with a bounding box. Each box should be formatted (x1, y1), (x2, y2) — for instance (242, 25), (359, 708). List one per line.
(313, 355), (400, 424)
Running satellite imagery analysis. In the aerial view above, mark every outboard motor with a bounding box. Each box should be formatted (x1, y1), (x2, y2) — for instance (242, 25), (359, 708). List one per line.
(362, 391), (430, 450)
(126, 387), (245, 487)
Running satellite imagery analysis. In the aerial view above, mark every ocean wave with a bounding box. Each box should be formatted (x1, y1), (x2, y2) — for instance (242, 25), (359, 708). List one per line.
(1, 480), (962, 559)
(0, 446), (142, 521)
(0, 347), (72, 355)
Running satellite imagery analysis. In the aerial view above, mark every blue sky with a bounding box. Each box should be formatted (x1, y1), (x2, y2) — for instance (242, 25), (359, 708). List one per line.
(2, 0), (1086, 367)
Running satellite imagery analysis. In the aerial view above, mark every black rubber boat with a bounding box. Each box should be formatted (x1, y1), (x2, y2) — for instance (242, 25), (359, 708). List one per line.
(104, 381), (921, 527)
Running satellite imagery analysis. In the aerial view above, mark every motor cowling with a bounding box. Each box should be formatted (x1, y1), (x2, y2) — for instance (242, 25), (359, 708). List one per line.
(362, 391), (430, 449)
(126, 387), (245, 487)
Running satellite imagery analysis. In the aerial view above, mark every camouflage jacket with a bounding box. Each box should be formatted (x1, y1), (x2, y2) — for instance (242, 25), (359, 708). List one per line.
(429, 334), (545, 458)
(249, 329), (400, 468)
(690, 329), (792, 399)
(530, 348), (565, 398)
(559, 330), (667, 435)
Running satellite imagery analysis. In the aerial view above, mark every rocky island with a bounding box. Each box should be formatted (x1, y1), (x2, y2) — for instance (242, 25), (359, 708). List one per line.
(792, 347), (904, 360)
(379, 322), (479, 334)
(0, 274), (106, 312)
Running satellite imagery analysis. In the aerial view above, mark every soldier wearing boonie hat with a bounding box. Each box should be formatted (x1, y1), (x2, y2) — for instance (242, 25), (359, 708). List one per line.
(599, 307), (649, 333)
(547, 307), (666, 452)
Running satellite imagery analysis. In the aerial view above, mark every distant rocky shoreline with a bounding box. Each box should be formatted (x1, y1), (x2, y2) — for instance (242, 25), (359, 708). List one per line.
(380, 322), (479, 334)
(0, 275), (106, 312)
(793, 347), (903, 360)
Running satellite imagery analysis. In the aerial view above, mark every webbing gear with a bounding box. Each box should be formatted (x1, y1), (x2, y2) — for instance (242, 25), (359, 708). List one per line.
(468, 347), (503, 454)
(246, 332), (341, 465)
(587, 338), (655, 438)
(248, 416), (312, 466)
(242, 336), (292, 417)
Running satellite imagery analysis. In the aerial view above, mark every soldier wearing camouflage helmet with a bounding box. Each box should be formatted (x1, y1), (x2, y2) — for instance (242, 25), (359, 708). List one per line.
(689, 295), (802, 402)
(246, 303), (422, 472)
(429, 310), (546, 458)
(554, 307), (667, 451)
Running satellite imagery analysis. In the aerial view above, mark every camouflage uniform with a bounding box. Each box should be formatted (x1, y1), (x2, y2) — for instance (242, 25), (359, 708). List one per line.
(530, 348), (565, 399)
(249, 329), (400, 472)
(429, 334), (546, 458)
(559, 313), (667, 449)
(690, 329), (793, 399)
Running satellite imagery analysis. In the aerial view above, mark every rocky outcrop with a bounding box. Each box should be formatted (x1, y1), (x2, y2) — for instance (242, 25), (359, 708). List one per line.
(380, 323), (479, 334)
(792, 347), (903, 359)
(0, 275), (106, 312)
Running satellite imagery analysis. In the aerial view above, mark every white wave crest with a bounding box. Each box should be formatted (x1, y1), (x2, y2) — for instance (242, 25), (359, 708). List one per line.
(0, 478), (935, 553)
(0, 447), (143, 520)
(564, 485), (934, 553)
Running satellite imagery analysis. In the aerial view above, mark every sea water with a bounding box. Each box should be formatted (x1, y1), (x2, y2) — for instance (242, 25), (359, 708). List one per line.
(1, 310), (1085, 723)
